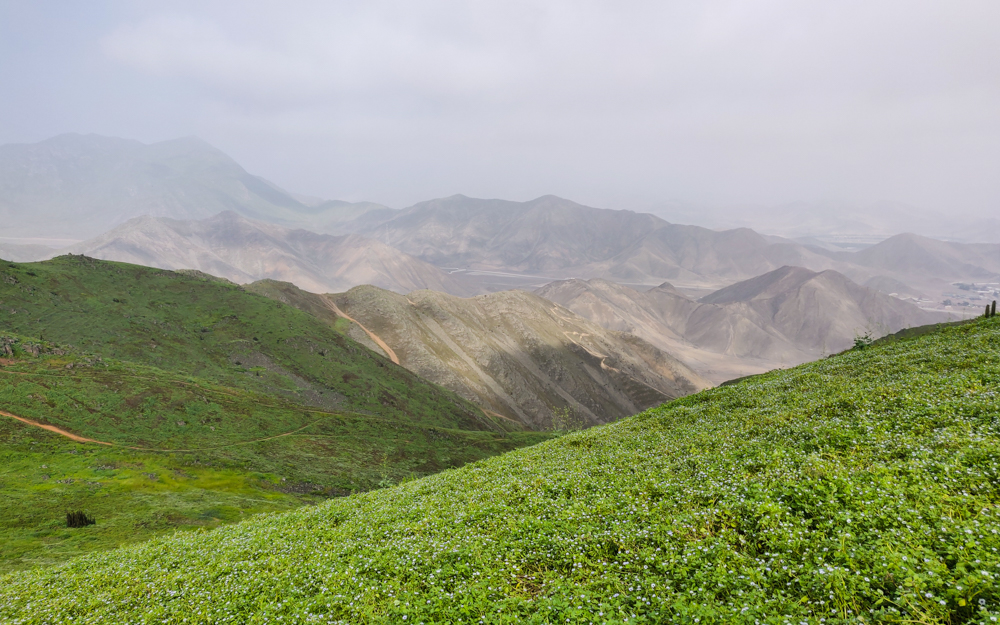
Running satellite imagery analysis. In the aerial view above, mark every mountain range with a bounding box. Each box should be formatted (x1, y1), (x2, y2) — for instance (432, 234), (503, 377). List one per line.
(537, 266), (948, 383)
(0, 133), (388, 239)
(352, 194), (1000, 307)
(52, 211), (467, 295)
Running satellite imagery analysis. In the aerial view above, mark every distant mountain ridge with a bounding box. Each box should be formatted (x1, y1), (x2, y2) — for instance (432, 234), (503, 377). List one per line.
(0, 133), (391, 239)
(537, 266), (948, 384)
(361, 194), (667, 273)
(3, 133), (997, 310)
(358, 195), (998, 298)
(55, 211), (468, 295)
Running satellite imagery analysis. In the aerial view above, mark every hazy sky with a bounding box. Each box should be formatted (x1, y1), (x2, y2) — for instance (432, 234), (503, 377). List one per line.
(2, 1), (999, 214)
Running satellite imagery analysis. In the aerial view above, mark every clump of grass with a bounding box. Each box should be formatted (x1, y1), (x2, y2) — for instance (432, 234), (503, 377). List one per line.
(1, 317), (998, 623)
(65, 511), (95, 528)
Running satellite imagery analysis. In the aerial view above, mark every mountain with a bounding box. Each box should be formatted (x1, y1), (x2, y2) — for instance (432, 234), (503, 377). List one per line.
(357, 194), (844, 289)
(698, 266), (946, 348)
(651, 199), (1000, 244)
(4, 317), (997, 622)
(843, 232), (1000, 280)
(0, 256), (549, 569)
(537, 266), (948, 383)
(362, 194), (668, 272)
(248, 280), (707, 429)
(577, 223), (838, 286)
(0, 133), (392, 239)
(363, 195), (996, 307)
(55, 211), (469, 295)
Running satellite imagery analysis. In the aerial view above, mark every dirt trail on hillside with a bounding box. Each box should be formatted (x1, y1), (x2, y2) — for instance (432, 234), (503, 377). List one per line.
(0, 407), (330, 452)
(320, 295), (401, 365)
(0, 409), (113, 445)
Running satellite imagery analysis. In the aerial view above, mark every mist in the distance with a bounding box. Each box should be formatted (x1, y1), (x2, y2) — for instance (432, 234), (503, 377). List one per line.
(1, 1), (998, 228)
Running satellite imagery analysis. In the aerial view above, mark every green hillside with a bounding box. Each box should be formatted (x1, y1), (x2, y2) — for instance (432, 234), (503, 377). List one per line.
(0, 255), (502, 431)
(2, 315), (998, 622)
(0, 257), (549, 571)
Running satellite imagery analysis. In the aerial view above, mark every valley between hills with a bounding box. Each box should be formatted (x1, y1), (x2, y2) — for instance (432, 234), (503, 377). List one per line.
(1, 134), (999, 623)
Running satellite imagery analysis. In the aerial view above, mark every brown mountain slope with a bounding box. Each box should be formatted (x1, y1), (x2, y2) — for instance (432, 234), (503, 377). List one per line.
(360, 194), (842, 289)
(56, 211), (469, 295)
(247, 280), (707, 429)
(536, 267), (948, 384)
(582, 225), (840, 285)
(845, 233), (1000, 280)
(363, 194), (668, 273)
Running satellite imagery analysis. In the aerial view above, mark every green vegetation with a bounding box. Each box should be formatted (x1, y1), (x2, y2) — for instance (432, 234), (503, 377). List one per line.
(0, 257), (550, 571)
(0, 256), (502, 430)
(3, 313), (999, 623)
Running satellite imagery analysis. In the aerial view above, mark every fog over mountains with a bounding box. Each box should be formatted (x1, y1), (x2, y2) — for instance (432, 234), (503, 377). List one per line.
(0, 133), (386, 239)
(2, 133), (996, 397)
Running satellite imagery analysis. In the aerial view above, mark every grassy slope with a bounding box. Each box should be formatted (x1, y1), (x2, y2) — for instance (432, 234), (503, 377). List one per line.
(2, 318), (998, 623)
(0, 257), (549, 571)
(0, 256), (500, 431)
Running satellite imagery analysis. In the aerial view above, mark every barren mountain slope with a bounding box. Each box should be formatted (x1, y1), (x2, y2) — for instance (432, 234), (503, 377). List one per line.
(582, 225), (840, 285)
(362, 194), (846, 289)
(700, 266), (947, 350)
(537, 267), (948, 383)
(362, 194), (668, 272)
(58, 212), (468, 295)
(845, 233), (1000, 280)
(248, 280), (707, 429)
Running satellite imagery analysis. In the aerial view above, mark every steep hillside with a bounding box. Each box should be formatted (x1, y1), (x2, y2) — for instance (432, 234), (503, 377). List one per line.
(0, 256), (487, 427)
(537, 267), (947, 383)
(248, 281), (706, 429)
(3, 316), (997, 623)
(55, 211), (468, 295)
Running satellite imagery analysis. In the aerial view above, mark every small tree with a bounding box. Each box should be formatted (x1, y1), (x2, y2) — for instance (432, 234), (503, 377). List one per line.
(853, 330), (875, 350)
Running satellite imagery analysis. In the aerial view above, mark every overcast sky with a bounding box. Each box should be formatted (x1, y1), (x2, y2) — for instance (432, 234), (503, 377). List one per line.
(1, 1), (999, 215)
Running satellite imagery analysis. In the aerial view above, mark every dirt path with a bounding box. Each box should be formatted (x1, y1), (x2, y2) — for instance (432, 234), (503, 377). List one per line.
(320, 295), (401, 365)
(0, 406), (332, 452)
(0, 409), (113, 445)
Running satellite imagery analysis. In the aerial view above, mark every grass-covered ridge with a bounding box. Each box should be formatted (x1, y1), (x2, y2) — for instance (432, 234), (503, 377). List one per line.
(0, 256), (550, 570)
(0, 256), (499, 431)
(2, 318), (999, 623)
